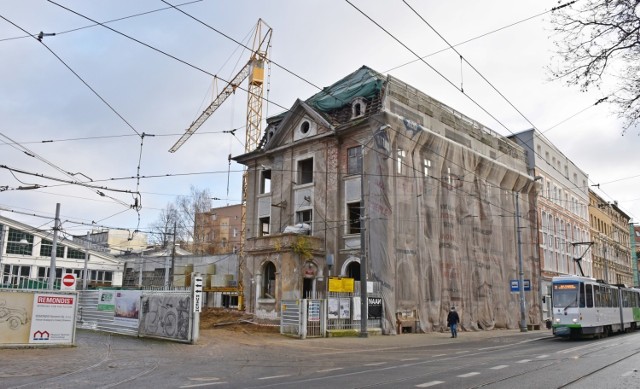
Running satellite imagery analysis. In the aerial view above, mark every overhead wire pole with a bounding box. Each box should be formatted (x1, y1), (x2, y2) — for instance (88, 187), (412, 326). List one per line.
(48, 203), (61, 290)
(515, 193), (527, 332)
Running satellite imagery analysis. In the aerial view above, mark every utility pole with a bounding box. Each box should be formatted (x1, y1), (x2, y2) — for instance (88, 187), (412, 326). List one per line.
(515, 193), (527, 332)
(359, 145), (368, 338)
(83, 231), (90, 290)
(48, 203), (61, 290)
(0, 224), (5, 286)
(171, 220), (177, 288)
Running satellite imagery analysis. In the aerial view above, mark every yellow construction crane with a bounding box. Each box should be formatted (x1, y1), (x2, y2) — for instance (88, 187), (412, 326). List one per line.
(169, 19), (272, 310)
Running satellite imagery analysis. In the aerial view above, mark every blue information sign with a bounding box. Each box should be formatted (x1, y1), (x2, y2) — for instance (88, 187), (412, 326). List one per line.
(510, 279), (531, 292)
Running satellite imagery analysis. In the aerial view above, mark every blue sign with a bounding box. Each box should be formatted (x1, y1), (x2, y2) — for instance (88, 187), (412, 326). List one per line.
(510, 279), (531, 292)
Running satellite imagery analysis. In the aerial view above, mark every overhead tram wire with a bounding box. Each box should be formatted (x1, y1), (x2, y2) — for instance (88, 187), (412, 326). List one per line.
(0, 16), (141, 138)
(384, 1), (576, 74)
(0, 0), (203, 43)
(43, 1), (566, 222)
(399, 0), (603, 200)
(46, 0), (290, 115)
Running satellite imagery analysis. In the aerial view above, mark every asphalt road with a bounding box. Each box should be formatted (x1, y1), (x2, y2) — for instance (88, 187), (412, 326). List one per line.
(2, 328), (640, 388)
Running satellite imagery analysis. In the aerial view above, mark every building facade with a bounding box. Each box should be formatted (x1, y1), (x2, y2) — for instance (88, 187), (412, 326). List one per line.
(193, 204), (243, 255)
(0, 215), (123, 288)
(588, 192), (633, 286)
(80, 229), (148, 255)
(234, 66), (541, 333)
(508, 129), (591, 324)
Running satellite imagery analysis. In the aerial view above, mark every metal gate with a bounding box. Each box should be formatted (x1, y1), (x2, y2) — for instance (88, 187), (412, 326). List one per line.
(280, 299), (301, 337)
(77, 290), (194, 343)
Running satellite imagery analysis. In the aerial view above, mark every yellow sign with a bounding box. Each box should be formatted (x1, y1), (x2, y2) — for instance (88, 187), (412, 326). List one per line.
(328, 277), (355, 293)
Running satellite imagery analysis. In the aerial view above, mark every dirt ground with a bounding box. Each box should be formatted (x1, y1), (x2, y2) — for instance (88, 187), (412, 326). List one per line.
(199, 307), (280, 334)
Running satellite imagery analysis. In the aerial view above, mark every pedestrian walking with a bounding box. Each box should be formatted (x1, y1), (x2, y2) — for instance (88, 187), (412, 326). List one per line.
(447, 306), (460, 338)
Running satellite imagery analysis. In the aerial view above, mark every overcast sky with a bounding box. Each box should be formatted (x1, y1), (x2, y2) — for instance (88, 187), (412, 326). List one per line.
(1, 0), (638, 240)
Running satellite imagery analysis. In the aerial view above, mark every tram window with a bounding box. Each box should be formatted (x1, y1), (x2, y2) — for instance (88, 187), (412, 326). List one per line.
(586, 284), (593, 308)
(579, 282), (585, 307)
(594, 285), (601, 307)
(613, 289), (619, 308)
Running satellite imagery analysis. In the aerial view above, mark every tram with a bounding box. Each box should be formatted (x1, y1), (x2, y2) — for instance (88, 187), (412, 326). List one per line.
(551, 275), (640, 338)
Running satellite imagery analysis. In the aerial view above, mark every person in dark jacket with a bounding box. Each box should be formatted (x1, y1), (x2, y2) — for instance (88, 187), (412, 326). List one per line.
(447, 306), (460, 338)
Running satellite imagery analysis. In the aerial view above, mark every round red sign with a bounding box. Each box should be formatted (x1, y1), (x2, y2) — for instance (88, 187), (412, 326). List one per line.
(62, 274), (75, 287)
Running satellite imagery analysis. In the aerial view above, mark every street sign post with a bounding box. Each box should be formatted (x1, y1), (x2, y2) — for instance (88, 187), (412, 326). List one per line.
(193, 275), (203, 313)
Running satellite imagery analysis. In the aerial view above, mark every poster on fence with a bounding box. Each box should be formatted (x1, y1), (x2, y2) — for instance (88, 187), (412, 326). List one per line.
(368, 297), (382, 319)
(29, 293), (76, 344)
(327, 298), (339, 319)
(352, 297), (361, 320)
(0, 291), (77, 346)
(97, 290), (115, 311)
(114, 290), (141, 328)
(0, 291), (34, 344)
(339, 298), (350, 319)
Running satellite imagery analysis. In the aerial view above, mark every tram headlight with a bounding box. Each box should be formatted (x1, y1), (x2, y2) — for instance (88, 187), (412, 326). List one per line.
(555, 318), (560, 323)
(572, 318), (578, 323)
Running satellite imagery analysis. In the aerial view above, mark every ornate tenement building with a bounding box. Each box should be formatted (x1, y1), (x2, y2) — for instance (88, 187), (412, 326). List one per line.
(588, 191), (632, 286)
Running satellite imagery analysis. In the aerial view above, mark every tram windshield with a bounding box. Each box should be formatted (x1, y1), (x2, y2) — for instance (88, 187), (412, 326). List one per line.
(552, 282), (581, 308)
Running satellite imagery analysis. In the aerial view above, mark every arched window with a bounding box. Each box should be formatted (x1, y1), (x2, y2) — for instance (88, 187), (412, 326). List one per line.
(346, 261), (360, 281)
(262, 261), (276, 299)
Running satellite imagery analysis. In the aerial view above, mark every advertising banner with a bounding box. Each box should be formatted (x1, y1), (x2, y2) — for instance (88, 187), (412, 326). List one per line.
(352, 297), (361, 320)
(114, 290), (141, 328)
(30, 294), (76, 344)
(368, 297), (382, 319)
(97, 290), (115, 311)
(0, 291), (77, 346)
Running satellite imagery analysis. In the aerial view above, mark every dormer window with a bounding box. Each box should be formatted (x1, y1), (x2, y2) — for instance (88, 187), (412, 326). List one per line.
(351, 98), (367, 119)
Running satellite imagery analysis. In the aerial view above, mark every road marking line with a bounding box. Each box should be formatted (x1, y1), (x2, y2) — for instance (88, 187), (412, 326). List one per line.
(516, 359), (531, 363)
(258, 374), (291, 380)
(187, 378), (220, 381)
(490, 365), (509, 370)
(622, 371), (635, 377)
(455, 351), (470, 354)
(317, 367), (343, 373)
(180, 383), (227, 388)
(401, 357), (419, 361)
(431, 354), (446, 357)
(364, 362), (387, 366)
(416, 381), (444, 387)
(536, 355), (549, 359)
(458, 372), (480, 378)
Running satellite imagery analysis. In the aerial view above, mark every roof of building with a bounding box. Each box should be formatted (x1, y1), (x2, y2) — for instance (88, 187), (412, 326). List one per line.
(305, 65), (385, 112)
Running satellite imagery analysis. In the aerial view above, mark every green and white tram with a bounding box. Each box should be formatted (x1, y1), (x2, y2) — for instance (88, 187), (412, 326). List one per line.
(551, 275), (640, 338)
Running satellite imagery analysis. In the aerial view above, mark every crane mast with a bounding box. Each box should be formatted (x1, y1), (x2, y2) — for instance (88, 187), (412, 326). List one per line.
(169, 19), (272, 311)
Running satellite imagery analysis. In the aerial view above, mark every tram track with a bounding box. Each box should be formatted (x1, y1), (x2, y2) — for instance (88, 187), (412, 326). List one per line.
(7, 334), (159, 389)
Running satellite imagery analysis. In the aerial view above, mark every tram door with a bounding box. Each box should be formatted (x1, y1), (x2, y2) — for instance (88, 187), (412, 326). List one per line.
(543, 285), (552, 328)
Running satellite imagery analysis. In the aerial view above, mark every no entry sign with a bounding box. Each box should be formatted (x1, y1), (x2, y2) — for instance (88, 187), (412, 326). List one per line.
(61, 274), (76, 290)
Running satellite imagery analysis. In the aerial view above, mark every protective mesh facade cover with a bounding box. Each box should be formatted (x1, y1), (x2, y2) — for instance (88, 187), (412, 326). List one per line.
(364, 109), (540, 334)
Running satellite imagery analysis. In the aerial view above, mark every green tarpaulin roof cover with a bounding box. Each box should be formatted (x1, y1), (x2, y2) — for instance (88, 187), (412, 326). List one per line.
(306, 66), (384, 112)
